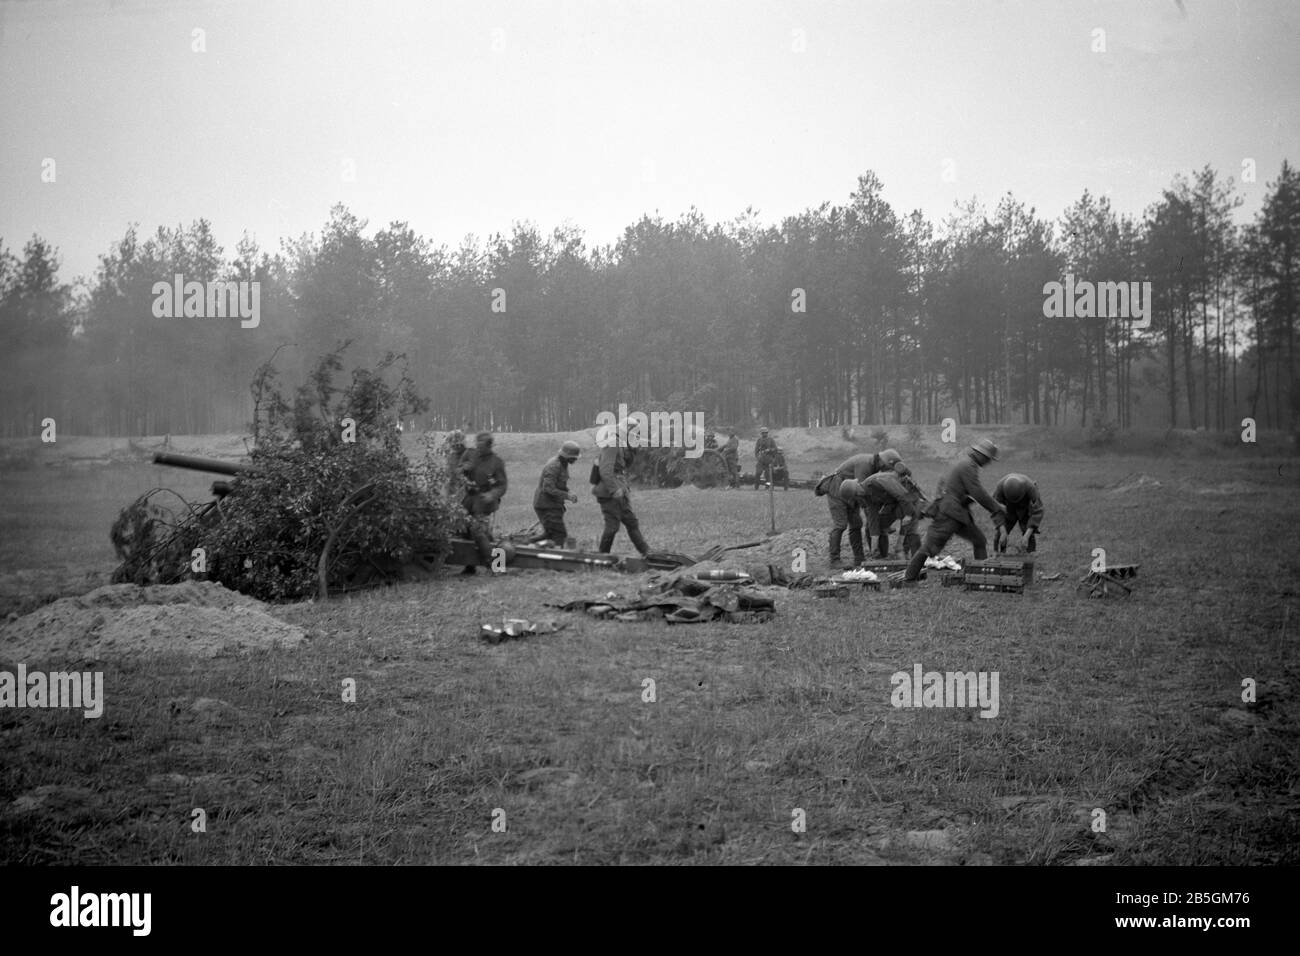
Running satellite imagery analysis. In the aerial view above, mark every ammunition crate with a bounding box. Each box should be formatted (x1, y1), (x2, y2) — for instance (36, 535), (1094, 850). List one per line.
(814, 584), (851, 599)
(857, 559), (910, 574)
(961, 558), (1033, 593)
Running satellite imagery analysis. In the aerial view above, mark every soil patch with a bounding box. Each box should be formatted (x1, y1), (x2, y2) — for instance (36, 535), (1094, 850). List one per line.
(0, 581), (307, 662)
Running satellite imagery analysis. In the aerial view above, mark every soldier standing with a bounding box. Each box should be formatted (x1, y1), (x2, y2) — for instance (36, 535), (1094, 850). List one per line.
(593, 429), (652, 557)
(753, 426), (779, 490)
(533, 441), (581, 548)
(901, 439), (1005, 583)
(993, 473), (1044, 553)
(722, 432), (740, 489)
(458, 432), (508, 574)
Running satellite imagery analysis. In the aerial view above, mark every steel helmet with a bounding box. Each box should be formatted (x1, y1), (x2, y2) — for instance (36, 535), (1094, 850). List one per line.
(560, 440), (581, 458)
(879, 448), (902, 468)
(1001, 473), (1031, 502)
(893, 462), (911, 477)
(448, 429), (464, 444)
(839, 478), (863, 499)
(969, 438), (999, 461)
(760, 426), (769, 433)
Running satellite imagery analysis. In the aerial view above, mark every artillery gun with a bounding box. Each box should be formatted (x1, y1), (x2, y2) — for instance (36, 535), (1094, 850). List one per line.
(113, 450), (696, 598)
(115, 451), (446, 597)
(110, 452), (260, 588)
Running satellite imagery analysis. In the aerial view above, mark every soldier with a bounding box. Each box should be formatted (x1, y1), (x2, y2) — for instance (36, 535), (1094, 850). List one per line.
(445, 429), (467, 470)
(533, 440), (581, 548)
(593, 426), (652, 557)
(861, 465), (924, 559)
(753, 426), (779, 490)
(771, 446), (790, 491)
(819, 448), (905, 565)
(458, 431), (508, 575)
(901, 439), (1005, 583)
(722, 431), (740, 489)
(993, 472), (1044, 553)
(833, 448), (905, 484)
(827, 477), (868, 568)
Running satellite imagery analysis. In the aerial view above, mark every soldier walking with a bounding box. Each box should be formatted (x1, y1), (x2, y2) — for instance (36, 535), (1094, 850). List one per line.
(593, 428), (652, 557)
(533, 441), (581, 548)
(901, 439), (1005, 583)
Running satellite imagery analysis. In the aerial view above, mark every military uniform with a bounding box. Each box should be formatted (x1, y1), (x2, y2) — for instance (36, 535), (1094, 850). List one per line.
(722, 434), (740, 489)
(459, 442), (507, 568)
(823, 449), (903, 562)
(771, 448), (789, 491)
(753, 431), (779, 490)
(593, 445), (651, 556)
(903, 443), (1004, 581)
(861, 471), (922, 559)
(533, 455), (574, 547)
(827, 477), (867, 567)
(993, 473), (1044, 552)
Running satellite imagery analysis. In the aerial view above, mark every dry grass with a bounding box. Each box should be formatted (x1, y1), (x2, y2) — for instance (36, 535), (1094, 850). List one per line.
(0, 440), (1296, 865)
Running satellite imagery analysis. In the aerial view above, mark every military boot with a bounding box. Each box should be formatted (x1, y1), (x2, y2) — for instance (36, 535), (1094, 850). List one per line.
(848, 528), (865, 566)
(828, 528), (844, 566)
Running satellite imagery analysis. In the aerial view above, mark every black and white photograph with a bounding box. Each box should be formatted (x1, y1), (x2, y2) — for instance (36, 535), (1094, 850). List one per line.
(0, 0), (1295, 914)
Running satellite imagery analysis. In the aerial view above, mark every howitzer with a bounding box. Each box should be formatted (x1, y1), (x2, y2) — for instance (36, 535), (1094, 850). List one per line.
(152, 452), (257, 496)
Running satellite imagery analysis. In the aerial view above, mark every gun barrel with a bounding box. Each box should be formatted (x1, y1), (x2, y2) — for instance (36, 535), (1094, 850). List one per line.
(152, 451), (255, 478)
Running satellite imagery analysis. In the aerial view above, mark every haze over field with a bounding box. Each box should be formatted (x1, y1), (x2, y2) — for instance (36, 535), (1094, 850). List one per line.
(2, 0), (1298, 281)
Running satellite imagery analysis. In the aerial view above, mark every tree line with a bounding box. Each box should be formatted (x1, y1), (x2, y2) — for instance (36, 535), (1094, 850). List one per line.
(2, 162), (1297, 438)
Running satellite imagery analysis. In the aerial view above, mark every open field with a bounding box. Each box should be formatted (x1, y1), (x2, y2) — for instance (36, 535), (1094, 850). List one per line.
(1, 431), (1298, 864)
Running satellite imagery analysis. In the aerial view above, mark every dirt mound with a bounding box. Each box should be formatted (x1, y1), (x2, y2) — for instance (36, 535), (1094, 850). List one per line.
(0, 581), (307, 662)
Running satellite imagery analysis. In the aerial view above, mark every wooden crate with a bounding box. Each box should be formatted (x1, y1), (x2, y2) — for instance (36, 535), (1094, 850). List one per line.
(961, 557), (1033, 593)
(857, 559), (910, 574)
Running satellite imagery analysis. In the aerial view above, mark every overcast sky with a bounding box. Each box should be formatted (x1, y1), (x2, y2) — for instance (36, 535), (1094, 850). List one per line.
(1, 0), (1297, 283)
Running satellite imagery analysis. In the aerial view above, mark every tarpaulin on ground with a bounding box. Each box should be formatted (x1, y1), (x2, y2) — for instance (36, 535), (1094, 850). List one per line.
(545, 572), (782, 624)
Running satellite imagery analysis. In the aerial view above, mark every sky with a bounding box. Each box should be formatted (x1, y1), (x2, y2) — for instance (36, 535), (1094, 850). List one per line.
(1, 0), (1298, 284)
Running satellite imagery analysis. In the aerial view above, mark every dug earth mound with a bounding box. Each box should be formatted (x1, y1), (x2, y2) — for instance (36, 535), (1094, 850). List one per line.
(0, 581), (307, 661)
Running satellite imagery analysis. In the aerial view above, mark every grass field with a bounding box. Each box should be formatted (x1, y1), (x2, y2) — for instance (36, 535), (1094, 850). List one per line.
(1, 434), (1297, 864)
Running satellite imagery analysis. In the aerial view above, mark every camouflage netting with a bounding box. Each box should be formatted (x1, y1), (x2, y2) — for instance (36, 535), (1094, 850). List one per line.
(685, 527), (826, 585)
